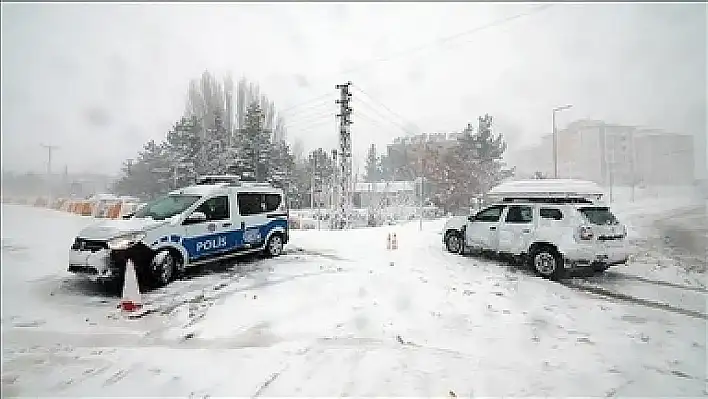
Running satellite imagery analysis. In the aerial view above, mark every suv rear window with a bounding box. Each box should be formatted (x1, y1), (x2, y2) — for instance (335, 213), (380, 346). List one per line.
(579, 207), (619, 225)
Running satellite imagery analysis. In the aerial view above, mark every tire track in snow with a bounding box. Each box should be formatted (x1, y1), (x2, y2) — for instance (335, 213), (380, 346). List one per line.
(561, 280), (708, 320)
(435, 240), (707, 320)
(138, 249), (346, 318)
(596, 271), (707, 294)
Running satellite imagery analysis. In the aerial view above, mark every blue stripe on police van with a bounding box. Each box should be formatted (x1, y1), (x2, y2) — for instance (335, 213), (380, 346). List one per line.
(182, 218), (287, 261)
(160, 236), (168, 242)
(170, 235), (181, 243)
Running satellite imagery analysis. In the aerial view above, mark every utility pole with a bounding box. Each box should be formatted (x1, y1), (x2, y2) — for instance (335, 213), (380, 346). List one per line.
(309, 153), (315, 209)
(335, 81), (353, 229)
(629, 128), (636, 203)
(552, 104), (573, 178)
(418, 140), (427, 231)
(331, 148), (338, 217)
(315, 155), (321, 231)
(40, 144), (59, 202)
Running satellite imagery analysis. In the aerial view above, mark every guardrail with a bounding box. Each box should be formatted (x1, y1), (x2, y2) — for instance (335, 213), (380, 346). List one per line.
(2, 197), (145, 219)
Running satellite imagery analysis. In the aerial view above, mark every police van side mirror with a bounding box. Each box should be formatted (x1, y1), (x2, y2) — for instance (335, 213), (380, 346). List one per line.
(183, 211), (207, 225)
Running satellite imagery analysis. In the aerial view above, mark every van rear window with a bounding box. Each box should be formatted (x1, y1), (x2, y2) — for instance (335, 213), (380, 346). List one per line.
(579, 207), (619, 225)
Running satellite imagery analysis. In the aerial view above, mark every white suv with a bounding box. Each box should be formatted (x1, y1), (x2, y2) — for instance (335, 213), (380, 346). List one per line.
(443, 180), (630, 280)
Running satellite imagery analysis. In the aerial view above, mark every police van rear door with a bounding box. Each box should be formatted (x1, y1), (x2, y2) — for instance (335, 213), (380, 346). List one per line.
(236, 191), (287, 248)
(181, 195), (236, 261)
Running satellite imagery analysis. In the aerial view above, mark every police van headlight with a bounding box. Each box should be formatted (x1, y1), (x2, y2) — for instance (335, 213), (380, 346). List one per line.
(107, 232), (146, 250)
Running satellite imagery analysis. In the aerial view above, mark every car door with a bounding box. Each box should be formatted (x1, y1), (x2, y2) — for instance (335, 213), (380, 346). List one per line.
(497, 205), (535, 255)
(465, 205), (507, 250)
(181, 195), (235, 261)
(236, 192), (269, 248)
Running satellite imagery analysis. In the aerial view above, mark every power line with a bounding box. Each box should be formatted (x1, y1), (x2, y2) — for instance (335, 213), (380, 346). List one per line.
(353, 99), (411, 134)
(285, 113), (337, 128)
(285, 117), (337, 132)
(355, 111), (410, 142)
(278, 92), (332, 114)
(341, 5), (554, 75)
(279, 96), (333, 116)
(351, 84), (414, 129)
(282, 103), (337, 122)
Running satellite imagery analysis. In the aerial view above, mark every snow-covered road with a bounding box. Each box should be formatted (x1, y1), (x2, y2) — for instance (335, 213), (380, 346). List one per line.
(2, 204), (706, 397)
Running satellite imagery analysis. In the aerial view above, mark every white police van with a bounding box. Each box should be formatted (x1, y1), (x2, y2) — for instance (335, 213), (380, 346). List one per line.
(68, 175), (289, 288)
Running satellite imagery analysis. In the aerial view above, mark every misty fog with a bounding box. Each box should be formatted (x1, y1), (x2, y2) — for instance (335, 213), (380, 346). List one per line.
(1, 3), (705, 181)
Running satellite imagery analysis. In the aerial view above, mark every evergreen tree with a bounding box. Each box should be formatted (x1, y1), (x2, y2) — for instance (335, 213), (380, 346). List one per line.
(364, 144), (381, 182)
(236, 101), (272, 181)
(439, 114), (513, 212)
(472, 114), (514, 194)
(113, 71), (299, 200)
(112, 140), (172, 199)
(202, 109), (232, 174)
(164, 116), (202, 183)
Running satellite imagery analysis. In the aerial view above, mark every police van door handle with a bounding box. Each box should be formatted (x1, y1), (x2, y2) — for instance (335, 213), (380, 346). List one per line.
(222, 222), (232, 227)
(489, 226), (497, 231)
(522, 228), (531, 233)
(240, 222), (245, 230)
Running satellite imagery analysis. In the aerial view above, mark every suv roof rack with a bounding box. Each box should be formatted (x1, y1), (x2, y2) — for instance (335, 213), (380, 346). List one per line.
(488, 179), (605, 204)
(500, 197), (594, 204)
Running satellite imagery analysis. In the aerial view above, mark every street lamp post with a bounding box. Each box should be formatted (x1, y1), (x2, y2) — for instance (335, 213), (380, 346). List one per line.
(552, 104), (573, 178)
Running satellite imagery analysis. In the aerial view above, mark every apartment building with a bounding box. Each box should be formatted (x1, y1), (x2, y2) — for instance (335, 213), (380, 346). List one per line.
(513, 120), (695, 187)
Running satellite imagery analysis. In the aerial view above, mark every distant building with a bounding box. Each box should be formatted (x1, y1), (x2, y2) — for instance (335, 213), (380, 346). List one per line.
(512, 119), (695, 187)
(353, 181), (416, 208)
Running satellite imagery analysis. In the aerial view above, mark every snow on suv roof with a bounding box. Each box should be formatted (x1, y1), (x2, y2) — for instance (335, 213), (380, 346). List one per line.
(488, 179), (605, 198)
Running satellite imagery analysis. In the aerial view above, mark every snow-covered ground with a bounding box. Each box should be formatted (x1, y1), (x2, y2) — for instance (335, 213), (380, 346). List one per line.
(2, 203), (706, 397)
(611, 194), (706, 288)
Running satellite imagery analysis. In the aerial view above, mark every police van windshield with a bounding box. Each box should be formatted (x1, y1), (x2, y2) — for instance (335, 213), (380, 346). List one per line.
(133, 194), (201, 220)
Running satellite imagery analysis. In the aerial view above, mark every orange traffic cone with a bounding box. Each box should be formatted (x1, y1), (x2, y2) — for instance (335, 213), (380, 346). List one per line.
(392, 233), (398, 250)
(120, 259), (142, 312)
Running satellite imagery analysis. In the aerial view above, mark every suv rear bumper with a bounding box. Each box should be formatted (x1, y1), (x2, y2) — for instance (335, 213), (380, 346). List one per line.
(561, 242), (630, 268)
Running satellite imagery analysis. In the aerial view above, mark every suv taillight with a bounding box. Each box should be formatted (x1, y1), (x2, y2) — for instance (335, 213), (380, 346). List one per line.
(579, 226), (594, 240)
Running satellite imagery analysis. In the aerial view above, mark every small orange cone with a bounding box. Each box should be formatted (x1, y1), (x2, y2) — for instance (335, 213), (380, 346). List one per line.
(120, 259), (142, 312)
(392, 233), (398, 250)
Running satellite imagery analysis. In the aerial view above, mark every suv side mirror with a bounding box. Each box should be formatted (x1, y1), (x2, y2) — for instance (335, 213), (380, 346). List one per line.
(184, 211), (207, 225)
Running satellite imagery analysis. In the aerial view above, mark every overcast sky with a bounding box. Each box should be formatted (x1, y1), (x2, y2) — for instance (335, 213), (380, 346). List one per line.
(2, 2), (706, 177)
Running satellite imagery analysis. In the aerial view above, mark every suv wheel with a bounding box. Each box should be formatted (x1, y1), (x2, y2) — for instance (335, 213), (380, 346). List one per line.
(531, 246), (564, 280)
(445, 232), (462, 254)
(150, 250), (177, 287)
(265, 234), (284, 257)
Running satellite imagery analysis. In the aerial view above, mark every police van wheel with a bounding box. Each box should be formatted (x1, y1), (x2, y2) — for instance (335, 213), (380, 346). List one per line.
(265, 234), (284, 258)
(150, 250), (177, 287)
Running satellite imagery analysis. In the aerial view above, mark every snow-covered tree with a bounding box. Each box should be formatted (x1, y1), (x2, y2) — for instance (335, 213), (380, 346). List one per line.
(112, 140), (173, 199)
(202, 109), (232, 174)
(235, 101), (272, 181)
(114, 71), (299, 200)
(364, 144), (382, 182)
(438, 114), (513, 212)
